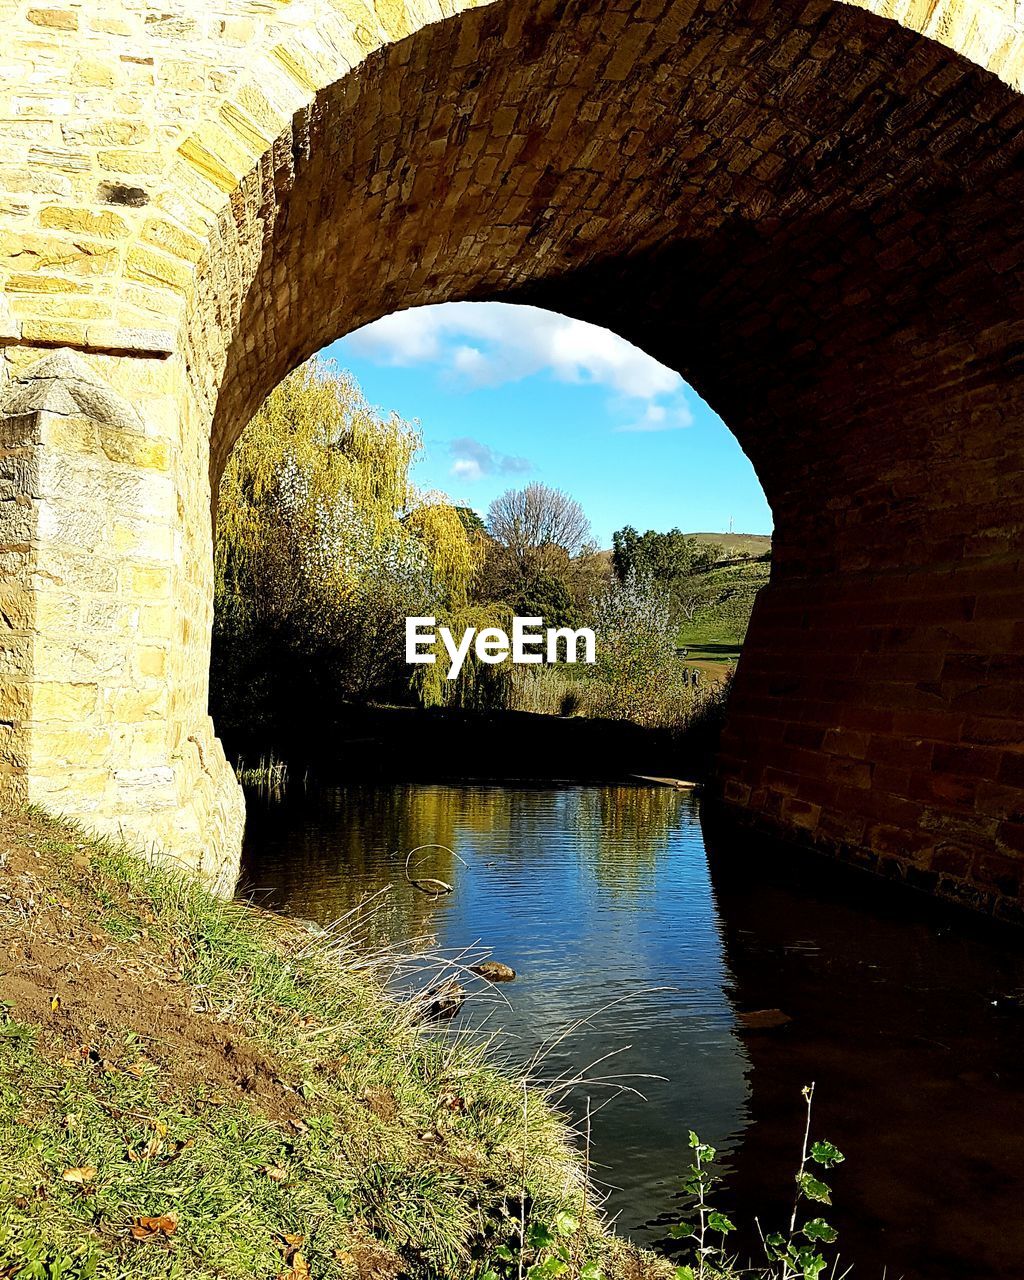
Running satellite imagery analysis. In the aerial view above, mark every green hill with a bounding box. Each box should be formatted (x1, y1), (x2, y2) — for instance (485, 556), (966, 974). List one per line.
(676, 535), (772, 665)
(593, 531), (772, 668)
(685, 531), (772, 558)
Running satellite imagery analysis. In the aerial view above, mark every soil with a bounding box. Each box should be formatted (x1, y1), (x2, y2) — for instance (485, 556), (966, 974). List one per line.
(0, 811), (302, 1125)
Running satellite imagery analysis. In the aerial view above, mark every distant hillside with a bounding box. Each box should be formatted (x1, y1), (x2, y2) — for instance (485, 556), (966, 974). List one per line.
(593, 531), (771, 569)
(686, 531), (771, 558)
(677, 538), (773, 665)
(590, 530), (772, 670)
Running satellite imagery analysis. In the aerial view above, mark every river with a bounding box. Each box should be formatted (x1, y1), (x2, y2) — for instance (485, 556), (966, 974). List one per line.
(239, 781), (1024, 1278)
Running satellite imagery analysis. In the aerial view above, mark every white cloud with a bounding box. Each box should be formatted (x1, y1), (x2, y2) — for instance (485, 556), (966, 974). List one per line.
(448, 436), (533, 482)
(451, 458), (484, 481)
(616, 400), (695, 433)
(343, 302), (691, 424)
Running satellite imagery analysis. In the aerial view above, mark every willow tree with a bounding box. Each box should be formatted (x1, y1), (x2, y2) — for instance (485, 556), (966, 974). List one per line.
(211, 359), (481, 736)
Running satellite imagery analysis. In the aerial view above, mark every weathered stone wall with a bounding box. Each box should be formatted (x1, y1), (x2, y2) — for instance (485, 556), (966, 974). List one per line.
(0, 347), (243, 889)
(4, 0), (1024, 907)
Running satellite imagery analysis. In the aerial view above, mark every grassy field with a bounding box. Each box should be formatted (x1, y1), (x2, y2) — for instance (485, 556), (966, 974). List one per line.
(676, 548), (771, 677)
(0, 809), (667, 1280)
(685, 532), (771, 560)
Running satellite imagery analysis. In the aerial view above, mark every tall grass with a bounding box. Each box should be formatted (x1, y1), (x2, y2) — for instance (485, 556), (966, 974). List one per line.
(0, 810), (665, 1280)
(235, 751), (289, 794)
(508, 664), (728, 734)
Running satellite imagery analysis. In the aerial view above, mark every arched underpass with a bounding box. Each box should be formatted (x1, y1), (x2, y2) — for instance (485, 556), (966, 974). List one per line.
(3, 0), (1024, 913)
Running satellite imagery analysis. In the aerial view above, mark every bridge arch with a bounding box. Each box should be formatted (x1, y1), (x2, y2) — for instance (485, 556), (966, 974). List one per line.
(3, 0), (1024, 910)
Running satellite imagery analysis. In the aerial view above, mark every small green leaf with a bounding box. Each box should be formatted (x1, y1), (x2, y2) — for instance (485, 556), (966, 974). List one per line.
(526, 1260), (567, 1279)
(803, 1218), (838, 1244)
(810, 1140), (845, 1169)
(764, 1232), (790, 1261)
(673, 1268), (696, 1280)
(551, 1211), (579, 1237)
(795, 1245), (828, 1279)
(686, 1131), (715, 1162)
(494, 1245), (515, 1262)
(707, 1212), (735, 1234)
(580, 1264), (605, 1280)
(797, 1172), (832, 1205)
(667, 1223), (695, 1238)
(527, 1224), (556, 1250)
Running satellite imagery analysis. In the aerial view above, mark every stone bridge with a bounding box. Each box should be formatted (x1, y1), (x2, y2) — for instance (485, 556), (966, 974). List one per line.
(3, 0), (1024, 909)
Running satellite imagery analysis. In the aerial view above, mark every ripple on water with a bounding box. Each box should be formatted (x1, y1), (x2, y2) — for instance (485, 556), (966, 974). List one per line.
(241, 782), (1024, 1278)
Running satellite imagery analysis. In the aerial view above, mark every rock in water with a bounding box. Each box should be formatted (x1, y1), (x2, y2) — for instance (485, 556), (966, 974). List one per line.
(737, 1008), (792, 1030)
(470, 961), (517, 983)
(409, 980), (466, 1023)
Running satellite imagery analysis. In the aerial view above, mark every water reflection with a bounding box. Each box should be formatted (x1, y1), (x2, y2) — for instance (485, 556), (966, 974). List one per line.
(703, 819), (1024, 1279)
(240, 783), (750, 1229)
(241, 784), (1024, 1278)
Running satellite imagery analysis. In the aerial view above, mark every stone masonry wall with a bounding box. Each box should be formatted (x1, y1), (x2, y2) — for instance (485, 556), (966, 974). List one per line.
(0, 347), (243, 889)
(3, 0), (1024, 900)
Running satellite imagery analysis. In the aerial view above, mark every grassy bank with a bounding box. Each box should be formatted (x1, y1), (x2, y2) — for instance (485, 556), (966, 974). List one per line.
(0, 809), (667, 1280)
(676, 554), (771, 681)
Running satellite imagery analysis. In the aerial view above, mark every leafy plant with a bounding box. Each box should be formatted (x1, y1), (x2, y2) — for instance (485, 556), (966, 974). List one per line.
(478, 1208), (606, 1279)
(666, 1131), (735, 1280)
(669, 1085), (845, 1280)
(760, 1085), (844, 1280)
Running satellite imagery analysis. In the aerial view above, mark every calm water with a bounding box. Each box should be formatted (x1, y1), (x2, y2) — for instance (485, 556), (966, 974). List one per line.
(240, 783), (1024, 1278)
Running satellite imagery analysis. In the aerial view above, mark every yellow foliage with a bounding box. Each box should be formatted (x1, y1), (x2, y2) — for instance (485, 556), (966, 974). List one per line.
(215, 359), (477, 643)
(403, 496), (481, 607)
(410, 601), (516, 711)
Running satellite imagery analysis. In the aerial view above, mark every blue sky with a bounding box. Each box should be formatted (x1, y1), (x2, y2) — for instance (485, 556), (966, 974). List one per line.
(326, 302), (772, 548)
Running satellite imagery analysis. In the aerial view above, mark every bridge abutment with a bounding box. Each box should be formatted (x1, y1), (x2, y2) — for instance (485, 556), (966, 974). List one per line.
(0, 348), (243, 889)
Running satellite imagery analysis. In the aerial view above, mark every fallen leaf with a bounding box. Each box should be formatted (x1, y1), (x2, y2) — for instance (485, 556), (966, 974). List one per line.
(142, 1133), (164, 1159)
(50, 995), (60, 1013)
(263, 1164), (288, 1182)
(61, 1166), (96, 1184)
(279, 1253), (311, 1280)
(276, 1233), (306, 1267)
(130, 1213), (178, 1242)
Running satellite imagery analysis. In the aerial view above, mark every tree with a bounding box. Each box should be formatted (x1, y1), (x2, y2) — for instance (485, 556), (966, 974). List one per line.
(212, 359), (481, 733)
(586, 571), (698, 727)
(611, 526), (722, 585)
(610, 525), (723, 629)
(486, 482), (591, 571)
(451, 505), (487, 539)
